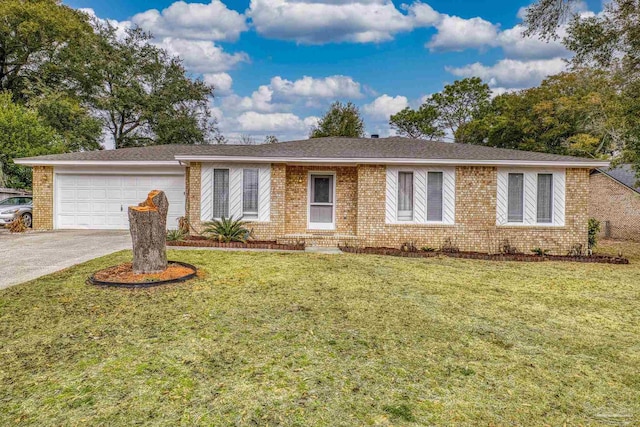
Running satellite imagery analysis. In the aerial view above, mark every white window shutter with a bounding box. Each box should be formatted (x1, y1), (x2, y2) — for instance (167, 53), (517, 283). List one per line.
(385, 167), (397, 223)
(200, 164), (213, 221)
(229, 168), (243, 219)
(414, 169), (427, 223)
(553, 171), (565, 226)
(496, 171), (508, 225)
(524, 173), (537, 225)
(442, 168), (456, 224)
(258, 165), (271, 222)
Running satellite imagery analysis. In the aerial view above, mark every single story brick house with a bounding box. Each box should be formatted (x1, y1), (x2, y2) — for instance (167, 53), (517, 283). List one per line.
(589, 164), (640, 241)
(15, 137), (608, 253)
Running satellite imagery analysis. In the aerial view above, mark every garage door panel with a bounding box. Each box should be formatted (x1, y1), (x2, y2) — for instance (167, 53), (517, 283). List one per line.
(56, 173), (185, 230)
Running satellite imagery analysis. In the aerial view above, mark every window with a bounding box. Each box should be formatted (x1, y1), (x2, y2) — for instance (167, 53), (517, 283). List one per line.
(212, 169), (229, 218)
(507, 173), (524, 223)
(427, 172), (443, 222)
(537, 174), (553, 223)
(397, 172), (414, 221)
(243, 168), (259, 219)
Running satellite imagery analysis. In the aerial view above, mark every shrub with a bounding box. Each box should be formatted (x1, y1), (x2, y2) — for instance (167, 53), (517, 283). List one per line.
(202, 216), (253, 243)
(177, 216), (190, 234)
(8, 216), (27, 233)
(568, 243), (584, 257)
(531, 247), (550, 256)
(588, 218), (601, 249)
(166, 229), (187, 242)
(500, 239), (519, 255)
(400, 241), (417, 252)
(440, 237), (459, 253)
(421, 246), (436, 252)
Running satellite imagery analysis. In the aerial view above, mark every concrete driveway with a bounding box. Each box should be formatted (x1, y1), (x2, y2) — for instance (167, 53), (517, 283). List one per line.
(0, 229), (131, 289)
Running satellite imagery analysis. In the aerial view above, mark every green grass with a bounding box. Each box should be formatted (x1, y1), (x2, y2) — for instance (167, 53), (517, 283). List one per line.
(1, 242), (639, 426)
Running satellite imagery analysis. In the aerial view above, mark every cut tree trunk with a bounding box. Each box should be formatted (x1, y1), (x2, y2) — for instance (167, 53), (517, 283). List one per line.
(128, 190), (169, 274)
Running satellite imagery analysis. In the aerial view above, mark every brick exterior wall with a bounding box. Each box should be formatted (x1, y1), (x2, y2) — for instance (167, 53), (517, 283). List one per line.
(32, 166), (54, 230)
(589, 172), (640, 241)
(186, 163), (591, 254)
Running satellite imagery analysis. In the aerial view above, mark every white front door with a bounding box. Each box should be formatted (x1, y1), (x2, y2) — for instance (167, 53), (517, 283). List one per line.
(308, 173), (335, 230)
(56, 173), (185, 230)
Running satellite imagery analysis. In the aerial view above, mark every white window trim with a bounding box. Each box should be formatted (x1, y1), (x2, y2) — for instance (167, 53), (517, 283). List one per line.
(497, 168), (565, 227)
(386, 166), (455, 225)
(307, 171), (337, 231)
(397, 170), (415, 222)
(201, 163), (271, 223)
(242, 168), (260, 220)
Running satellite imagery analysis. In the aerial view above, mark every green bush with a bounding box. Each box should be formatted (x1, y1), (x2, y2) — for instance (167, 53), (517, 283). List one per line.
(588, 218), (601, 249)
(202, 216), (253, 243)
(166, 229), (187, 242)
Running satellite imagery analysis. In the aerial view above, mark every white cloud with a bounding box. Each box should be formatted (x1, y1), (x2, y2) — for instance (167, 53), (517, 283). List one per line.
(270, 75), (362, 100)
(156, 38), (249, 73)
(236, 111), (316, 132)
(363, 94), (408, 120)
(446, 58), (567, 89)
(131, 1), (247, 41)
(203, 72), (233, 95)
(247, 0), (439, 44)
(496, 24), (569, 60)
(427, 15), (499, 52)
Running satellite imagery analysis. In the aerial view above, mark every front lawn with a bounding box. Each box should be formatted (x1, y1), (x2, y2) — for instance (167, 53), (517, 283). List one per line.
(1, 243), (639, 425)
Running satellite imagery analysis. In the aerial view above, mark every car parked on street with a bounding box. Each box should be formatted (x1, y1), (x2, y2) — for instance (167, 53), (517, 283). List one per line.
(0, 196), (33, 228)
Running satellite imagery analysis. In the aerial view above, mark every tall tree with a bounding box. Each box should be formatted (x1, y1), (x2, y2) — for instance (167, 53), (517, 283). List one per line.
(388, 78), (490, 142)
(459, 70), (622, 158)
(74, 23), (215, 148)
(310, 101), (365, 138)
(389, 104), (443, 140)
(0, 0), (94, 99)
(0, 92), (64, 188)
(524, 0), (640, 168)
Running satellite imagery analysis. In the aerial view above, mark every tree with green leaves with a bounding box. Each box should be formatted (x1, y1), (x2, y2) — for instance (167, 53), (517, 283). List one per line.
(389, 104), (443, 140)
(459, 70), (622, 158)
(0, 92), (65, 188)
(310, 101), (365, 138)
(73, 24), (215, 149)
(524, 0), (640, 168)
(389, 77), (490, 142)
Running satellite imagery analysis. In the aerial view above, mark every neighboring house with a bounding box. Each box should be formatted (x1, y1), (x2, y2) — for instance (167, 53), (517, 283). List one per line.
(590, 164), (640, 241)
(0, 188), (31, 202)
(15, 137), (607, 254)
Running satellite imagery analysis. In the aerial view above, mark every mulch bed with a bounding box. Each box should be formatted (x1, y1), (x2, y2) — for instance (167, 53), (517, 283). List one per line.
(168, 236), (305, 251)
(88, 261), (198, 288)
(339, 246), (630, 264)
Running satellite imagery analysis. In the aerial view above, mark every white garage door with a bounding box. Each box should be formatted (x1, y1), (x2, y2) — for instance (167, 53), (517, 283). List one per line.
(56, 174), (185, 230)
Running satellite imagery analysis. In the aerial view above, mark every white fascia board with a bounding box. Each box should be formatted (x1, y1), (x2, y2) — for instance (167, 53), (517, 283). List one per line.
(13, 160), (182, 167)
(174, 155), (609, 169)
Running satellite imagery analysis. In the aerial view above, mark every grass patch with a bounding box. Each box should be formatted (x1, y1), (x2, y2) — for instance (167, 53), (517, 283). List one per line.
(1, 242), (639, 425)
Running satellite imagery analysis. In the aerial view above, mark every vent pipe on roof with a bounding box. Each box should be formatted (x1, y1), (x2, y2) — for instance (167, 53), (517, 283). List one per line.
(370, 134), (379, 139)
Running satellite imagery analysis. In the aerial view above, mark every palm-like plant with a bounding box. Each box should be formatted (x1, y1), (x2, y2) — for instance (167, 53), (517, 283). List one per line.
(202, 216), (253, 243)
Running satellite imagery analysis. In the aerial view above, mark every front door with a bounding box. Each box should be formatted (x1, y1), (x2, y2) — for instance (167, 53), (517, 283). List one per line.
(309, 174), (335, 230)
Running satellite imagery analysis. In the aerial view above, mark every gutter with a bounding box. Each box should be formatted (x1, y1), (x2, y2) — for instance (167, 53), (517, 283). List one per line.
(173, 155), (610, 169)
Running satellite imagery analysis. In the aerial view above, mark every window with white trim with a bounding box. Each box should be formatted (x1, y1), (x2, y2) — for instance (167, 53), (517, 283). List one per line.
(427, 171), (443, 222)
(507, 173), (524, 223)
(212, 168), (229, 218)
(536, 173), (553, 223)
(386, 167), (455, 225)
(242, 168), (259, 219)
(497, 169), (565, 226)
(397, 171), (414, 221)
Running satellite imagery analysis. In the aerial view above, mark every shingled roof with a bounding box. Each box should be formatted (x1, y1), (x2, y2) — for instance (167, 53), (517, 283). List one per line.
(596, 164), (640, 193)
(15, 137), (609, 167)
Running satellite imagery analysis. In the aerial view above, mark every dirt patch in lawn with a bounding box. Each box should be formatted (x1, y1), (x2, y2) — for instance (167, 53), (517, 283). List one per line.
(90, 261), (197, 287)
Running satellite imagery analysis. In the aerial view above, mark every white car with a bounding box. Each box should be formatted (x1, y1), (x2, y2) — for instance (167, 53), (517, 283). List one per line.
(0, 196), (33, 228)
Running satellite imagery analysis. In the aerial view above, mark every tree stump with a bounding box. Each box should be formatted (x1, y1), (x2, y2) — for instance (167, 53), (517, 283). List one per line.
(128, 190), (169, 274)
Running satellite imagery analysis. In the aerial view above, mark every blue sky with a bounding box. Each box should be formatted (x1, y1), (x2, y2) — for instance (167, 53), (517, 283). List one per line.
(63, 0), (602, 144)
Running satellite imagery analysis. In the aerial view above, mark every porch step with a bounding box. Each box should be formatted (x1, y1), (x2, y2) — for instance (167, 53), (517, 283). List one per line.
(277, 233), (362, 248)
